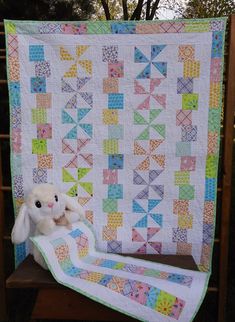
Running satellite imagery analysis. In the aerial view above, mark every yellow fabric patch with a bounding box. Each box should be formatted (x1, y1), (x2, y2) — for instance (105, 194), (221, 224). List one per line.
(86, 272), (103, 283)
(103, 109), (118, 125)
(209, 82), (220, 108)
(178, 214), (193, 229)
(107, 212), (123, 228)
(183, 61), (200, 78)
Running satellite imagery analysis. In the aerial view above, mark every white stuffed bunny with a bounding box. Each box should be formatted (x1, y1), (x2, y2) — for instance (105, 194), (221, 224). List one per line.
(11, 183), (85, 269)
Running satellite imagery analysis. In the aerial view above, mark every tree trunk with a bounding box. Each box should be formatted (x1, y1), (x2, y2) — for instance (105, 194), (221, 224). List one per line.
(101, 0), (111, 20)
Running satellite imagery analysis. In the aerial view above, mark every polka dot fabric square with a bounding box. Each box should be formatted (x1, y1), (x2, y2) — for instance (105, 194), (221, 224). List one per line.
(29, 45), (44, 61)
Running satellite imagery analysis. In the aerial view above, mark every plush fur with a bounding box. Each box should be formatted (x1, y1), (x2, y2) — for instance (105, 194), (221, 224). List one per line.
(11, 184), (85, 269)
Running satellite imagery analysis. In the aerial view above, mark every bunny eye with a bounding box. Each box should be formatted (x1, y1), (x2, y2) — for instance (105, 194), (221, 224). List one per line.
(55, 195), (58, 202)
(35, 200), (41, 208)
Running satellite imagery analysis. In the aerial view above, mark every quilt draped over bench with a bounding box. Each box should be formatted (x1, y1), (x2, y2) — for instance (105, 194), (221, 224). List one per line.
(5, 18), (226, 321)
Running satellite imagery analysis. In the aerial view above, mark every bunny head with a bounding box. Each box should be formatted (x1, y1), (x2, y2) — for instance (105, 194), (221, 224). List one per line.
(26, 184), (66, 223)
(11, 183), (84, 244)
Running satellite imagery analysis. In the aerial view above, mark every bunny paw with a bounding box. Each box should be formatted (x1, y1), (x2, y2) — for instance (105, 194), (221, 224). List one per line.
(37, 218), (56, 235)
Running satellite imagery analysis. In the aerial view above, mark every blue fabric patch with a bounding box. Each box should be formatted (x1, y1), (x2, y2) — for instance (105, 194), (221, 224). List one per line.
(108, 93), (124, 109)
(50, 238), (65, 247)
(148, 199), (161, 212)
(77, 108), (91, 122)
(98, 274), (113, 286)
(132, 200), (146, 213)
(100, 259), (117, 268)
(151, 45), (166, 60)
(152, 62), (167, 77)
(108, 184), (123, 199)
(31, 77), (46, 93)
(69, 229), (83, 238)
(211, 31), (223, 58)
(111, 22), (136, 34)
(146, 287), (161, 309)
(134, 215), (147, 227)
(66, 266), (82, 277)
(150, 214), (163, 227)
(134, 47), (149, 63)
(9, 82), (21, 107)
(108, 125), (123, 139)
(79, 124), (93, 138)
(64, 126), (77, 139)
(205, 178), (216, 200)
(15, 243), (26, 266)
(108, 154), (124, 169)
(167, 273), (184, 284)
(136, 63), (151, 79)
(29, 45), (45, 61)
(62, 110), (76, 124)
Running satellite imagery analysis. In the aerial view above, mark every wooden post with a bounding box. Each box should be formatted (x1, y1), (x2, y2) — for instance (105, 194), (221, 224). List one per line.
(219, 14), (235, 322)
(0, 141), (7, 321)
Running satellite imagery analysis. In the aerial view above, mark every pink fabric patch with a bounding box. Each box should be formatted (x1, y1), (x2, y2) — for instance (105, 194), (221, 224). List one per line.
(169, 298), (185, 319)
(108, 61), (124, 78)
(180, 156), (196, 171)
(37, 123), (52, 139)
(103, 169), (118, 184)
(176, 110), (192, 126)
(12, 128), (21, 153)
(210, 58), (222, 82)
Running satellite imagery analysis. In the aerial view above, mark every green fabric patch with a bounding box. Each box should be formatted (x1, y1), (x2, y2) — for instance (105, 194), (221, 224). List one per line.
(179, 185), (195, 200)
(79, 182), (93, 195)
(78, 168), (91, 180)
(87, 21), (111, 34)
(103, 199), (118, 213)
(67, 184), (77, 197)
(134, 111), (148, 125)
(32, 108), (47, 123)
(151, 124), (165, 138)
(175, 171), (190, 185)
(208, 109), (221, 132)
(32, 139), (47, 154)
(176, 142), (191, 157)
(206, 155), (218, 178)
(5, 21), (16, 34)
(62, 168), (76, 182)
(114, 262), (125, 269)
(185, 21), (209, 33)
(103, 139), (119, 154)
(182, 93), (199, 110)
(156, 290), (176, 313)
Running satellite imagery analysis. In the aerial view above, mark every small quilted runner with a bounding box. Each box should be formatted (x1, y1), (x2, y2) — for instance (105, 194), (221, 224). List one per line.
(32, 222), (208, 322)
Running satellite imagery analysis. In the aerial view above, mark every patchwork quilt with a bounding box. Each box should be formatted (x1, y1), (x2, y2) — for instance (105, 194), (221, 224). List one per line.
(5, 18), (226, 321)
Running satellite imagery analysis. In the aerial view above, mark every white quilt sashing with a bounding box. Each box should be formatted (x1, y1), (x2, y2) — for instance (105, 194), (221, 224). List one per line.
(5, 18), (226, 321)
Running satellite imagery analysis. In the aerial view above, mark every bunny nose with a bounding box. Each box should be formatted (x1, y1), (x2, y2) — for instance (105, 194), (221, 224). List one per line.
(48, 202), (54, 208)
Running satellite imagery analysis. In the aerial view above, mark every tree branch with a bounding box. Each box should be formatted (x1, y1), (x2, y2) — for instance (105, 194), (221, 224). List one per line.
(146, 0), (151, 19)
(122, 0), (129, 20)
(101, 0), (111, 20)
(149, 0), (160, 20)
(130, 0), (144, 20)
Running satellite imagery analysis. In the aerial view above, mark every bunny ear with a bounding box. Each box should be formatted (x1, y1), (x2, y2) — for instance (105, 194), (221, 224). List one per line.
(11, 203), (30, 244)
(61, 193), (85, 218)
